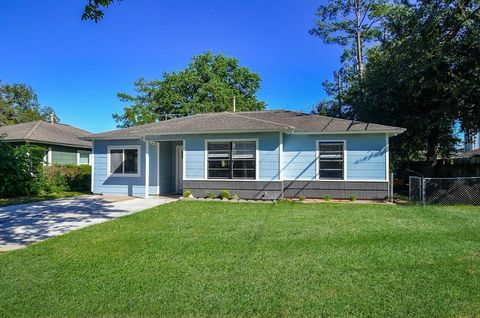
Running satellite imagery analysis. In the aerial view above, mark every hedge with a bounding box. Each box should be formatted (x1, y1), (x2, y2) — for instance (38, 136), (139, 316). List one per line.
(0, 140), (91, 198)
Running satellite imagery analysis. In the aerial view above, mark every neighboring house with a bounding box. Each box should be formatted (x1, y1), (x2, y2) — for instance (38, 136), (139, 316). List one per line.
(465, 131), (480, 152)
(85, 110), (405, 200)
(0, 120), (92, 165)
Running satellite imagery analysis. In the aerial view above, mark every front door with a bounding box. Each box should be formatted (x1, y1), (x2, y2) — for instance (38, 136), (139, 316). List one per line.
(175, 145), (184, 193)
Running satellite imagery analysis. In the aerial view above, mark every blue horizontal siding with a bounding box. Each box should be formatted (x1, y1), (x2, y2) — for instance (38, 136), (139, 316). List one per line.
(147, 132), (281, 181)
(93, 139), (158, 196)
(93, 131), (387, 196)
(282, 133), (387, 181)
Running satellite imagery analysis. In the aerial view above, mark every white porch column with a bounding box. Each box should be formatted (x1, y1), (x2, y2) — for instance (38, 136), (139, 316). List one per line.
(144, 140), (150, 198)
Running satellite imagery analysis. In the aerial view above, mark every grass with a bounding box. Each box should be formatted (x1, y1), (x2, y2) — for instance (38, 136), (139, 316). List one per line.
(1, 202), (480, 317)
(0, 191), (86, 207)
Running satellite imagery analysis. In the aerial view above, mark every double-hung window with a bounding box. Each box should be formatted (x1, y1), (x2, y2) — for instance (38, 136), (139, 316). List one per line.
(207, 141), (256, 179)
(318, 141), (344, 180)
(108, 146), (140, 176)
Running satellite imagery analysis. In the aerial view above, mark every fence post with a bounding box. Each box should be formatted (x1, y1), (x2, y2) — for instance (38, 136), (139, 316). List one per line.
(390, 172), (394, 203)
(409, 176), (412, 201)
(421, 178), (426, 206)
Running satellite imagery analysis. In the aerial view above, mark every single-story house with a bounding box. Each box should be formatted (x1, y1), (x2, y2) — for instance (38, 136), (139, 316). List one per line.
(85, 110), (405, 200)
(0, 120), (92, 165)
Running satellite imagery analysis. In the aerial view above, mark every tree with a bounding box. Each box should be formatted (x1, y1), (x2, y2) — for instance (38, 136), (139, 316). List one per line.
(0, 82), (57, 127)
(313, 68), (354, 119)
(113, 52), (266, 128)
(82, 0), (122, 22)
(346, 0), (480, 164)
(309, 0), (389, 81)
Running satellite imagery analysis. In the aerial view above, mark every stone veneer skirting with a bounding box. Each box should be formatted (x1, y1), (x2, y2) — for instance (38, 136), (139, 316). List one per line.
(183, 180), (388, 200)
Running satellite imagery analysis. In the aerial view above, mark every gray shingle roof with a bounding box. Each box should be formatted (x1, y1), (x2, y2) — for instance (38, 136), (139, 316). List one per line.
(0, 121), (92, 148)
(87, 110), (405, 139)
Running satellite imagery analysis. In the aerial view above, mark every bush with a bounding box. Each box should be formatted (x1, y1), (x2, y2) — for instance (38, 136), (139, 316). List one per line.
(219, 190), (231, 199)
(206, 192), (215, 199)
(44, 165), (91, 192)
(183, 190), (193, 198)
(232, 193), (239, 201)
(350, 195), (357, 202)
(324, 194), (332, 201)
(298, 195), (306, 202)
(0, 141), (47, 197)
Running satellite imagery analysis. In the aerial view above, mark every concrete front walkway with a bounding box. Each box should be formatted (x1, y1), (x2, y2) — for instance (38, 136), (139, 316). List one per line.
(0, 195), (176, 251)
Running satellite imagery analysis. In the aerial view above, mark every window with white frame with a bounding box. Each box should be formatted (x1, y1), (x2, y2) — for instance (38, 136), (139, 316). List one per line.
(78, 150), (90, 165)
(207, 141), (256, 179)
(108, 146), (140, 175)
(318, 141), (344, 180)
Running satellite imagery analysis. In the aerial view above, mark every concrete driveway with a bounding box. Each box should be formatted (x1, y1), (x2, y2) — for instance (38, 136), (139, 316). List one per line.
(0, 195), (176, 251)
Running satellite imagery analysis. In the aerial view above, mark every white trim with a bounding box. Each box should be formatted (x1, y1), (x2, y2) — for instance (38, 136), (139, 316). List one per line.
(279, 132), (283, 180)
(145, 141), (150, 198)
(107, 145), (141, 177)
(385, 133), (390, 181)
(76, 150), (91, 166)
(157, 142), (160, 195)
(316, 140), (347, 181)
(204, 138), (259, 181)
(47, 147), (52, 165)
(175, 145), (184, 192)
(91, 141), (95, 193)
(182, 140), (186, 181)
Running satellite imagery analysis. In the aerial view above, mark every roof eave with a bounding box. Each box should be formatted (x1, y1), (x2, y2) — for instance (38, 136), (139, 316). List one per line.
(291, 129), (406, 135)
(86, 128), (294, 140)
(2, 138), (92, 149)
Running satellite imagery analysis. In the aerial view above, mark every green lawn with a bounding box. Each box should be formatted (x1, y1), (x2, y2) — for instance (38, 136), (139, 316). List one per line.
(0, 191), (86, 207)
(1, 202), (479, 317)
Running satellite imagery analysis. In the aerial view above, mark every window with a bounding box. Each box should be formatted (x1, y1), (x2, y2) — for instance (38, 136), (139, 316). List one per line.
(318, 141), (344, 180)
(207, 141), (256, 179)
(78, 150), (90, 165)
(108, 146), (140, 176)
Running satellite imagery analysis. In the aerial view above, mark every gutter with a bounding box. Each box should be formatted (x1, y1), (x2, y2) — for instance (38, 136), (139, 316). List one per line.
(3, 139), (92, 149)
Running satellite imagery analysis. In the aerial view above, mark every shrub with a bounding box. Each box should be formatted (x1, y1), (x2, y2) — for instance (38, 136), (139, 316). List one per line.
(44, 165), (91, 192)
(350, 195), (357, 202)
(324, 194), (332, 201)
(232, 193), (239, 201)
(298, 195), (306, 202)
(183, 190), (193, 198)
(0, 141), (47, 197)
(206, 192), (215, 199)
(219, 190), (231, 199)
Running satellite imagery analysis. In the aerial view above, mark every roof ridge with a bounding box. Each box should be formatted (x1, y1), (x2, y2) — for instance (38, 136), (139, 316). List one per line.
(24, 121), (42, 139)
(230, 112), (295, 130)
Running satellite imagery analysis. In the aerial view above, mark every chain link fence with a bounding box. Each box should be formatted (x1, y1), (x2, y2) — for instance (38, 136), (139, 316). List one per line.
(409, 176), (480, 205)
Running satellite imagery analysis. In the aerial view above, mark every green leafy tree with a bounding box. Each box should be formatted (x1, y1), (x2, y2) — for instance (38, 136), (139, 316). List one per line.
(0, 139), (47, 197)
(113, 52), (266, 128)
(82, 0), (122, 22)
(0, 82), (57, 127)
(346, 0), (480, 164)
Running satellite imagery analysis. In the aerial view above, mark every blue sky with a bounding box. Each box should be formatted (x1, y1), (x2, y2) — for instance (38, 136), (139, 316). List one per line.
(0, 0), (341, 133)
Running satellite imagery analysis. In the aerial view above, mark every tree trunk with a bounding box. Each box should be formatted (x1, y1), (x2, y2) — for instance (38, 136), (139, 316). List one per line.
(426, 127), (439, 163)
(337, 70), (342, 116)
(355, 0), (364, 80)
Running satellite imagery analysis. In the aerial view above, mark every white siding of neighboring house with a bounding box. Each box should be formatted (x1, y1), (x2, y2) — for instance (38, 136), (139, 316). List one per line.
(465, 131), (480, 152)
